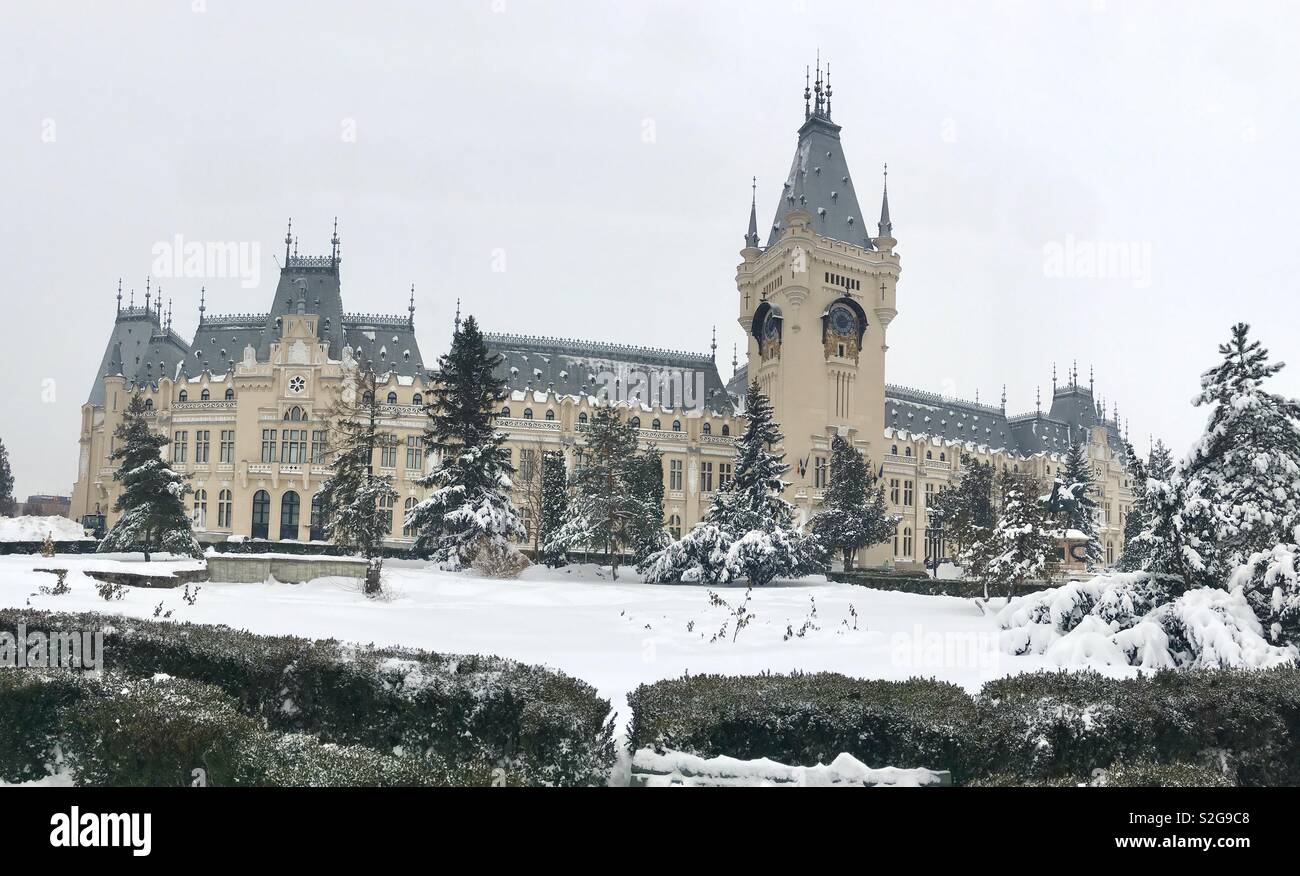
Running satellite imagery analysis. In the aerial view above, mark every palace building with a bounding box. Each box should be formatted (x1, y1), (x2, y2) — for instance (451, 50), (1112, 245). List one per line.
(71, 69), (1136, 569)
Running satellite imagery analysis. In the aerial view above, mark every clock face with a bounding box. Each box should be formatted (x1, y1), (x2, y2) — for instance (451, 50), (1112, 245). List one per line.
(829, 304), (856, 336)
(764, 313), (781, 339)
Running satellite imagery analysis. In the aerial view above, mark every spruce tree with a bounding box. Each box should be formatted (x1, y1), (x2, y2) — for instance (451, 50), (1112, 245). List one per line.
(0, 437), (13, 517)
(406, 315), (525, 568)
(975, 472), (1058, 600)
(810, 434), (897, 571)
(928, 454), (996, 576)
(625, 443), (669, 564)
(98, 394), (199, 561)
(1176, 323), (1300, 587)
(538, 449), (570, 567)
(315, 367), (399, 594)
(543, 406), (640, 577)
(642, 381), (822, 585)
(1118, 438), (1173, 572)
(1053, 440), (1102, 568)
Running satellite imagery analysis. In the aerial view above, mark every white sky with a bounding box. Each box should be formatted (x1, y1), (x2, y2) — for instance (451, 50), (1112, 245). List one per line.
(2, 0), (1298, 498)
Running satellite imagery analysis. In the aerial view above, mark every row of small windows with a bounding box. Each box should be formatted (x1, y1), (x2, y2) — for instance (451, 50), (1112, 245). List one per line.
(890, 444), (947, 462)
(221, 489), (422, 540)
(177, 388), (237, 402)
(498, 407), (730, 436)
(824, 271), (861, 291)
(361, 392), (424, 406)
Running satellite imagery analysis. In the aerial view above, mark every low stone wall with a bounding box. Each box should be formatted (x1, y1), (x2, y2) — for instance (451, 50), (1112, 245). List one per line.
(206, 554), (369, 584)
(0, 541), (98, 556)
(829, 570), (1057, 598)
(35, 567), (208, 590)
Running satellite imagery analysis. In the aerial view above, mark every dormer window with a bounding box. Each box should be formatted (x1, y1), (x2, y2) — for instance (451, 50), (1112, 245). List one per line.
(387, 392), (398, 405)
(413, 393), (423, 405)
(225, 388), (235, 401)
(702, 422), (711, 435)
(201, 389), (210, 401)
(523, 408), (533, 420)
(672, 420), (682, 432)
(545, 410), (555, 421)
(178, 390), (188, 402)
(500, 407), (511, 418)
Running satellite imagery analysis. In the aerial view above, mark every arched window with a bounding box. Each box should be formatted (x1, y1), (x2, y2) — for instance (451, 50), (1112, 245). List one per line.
(578, 412), (588, 424)
(387, 391), (398, 405)
(412, 393), (423, 406)
(702, 422), (711, 435)
(217, 489), (232, 529)
(251, 490), (270, 539)
(280, 491), (301, 541)
(362, 391), (373, 405)
(904, 447), (912, 457)
(672, 420), (682, 432)
(926, 450), (933, 460)
(652, 418), (661, 431)
(669, 514), (682, 540)
(903, 527), (913, 557)
(284, 406), (305, 422)
(545, 409), (555, 421)
(523, 408), (534, 420)
(192, 489), (207, 529)
(940, 452), (946, 462)
(200, 389), (210, 401)
(225, 388), (235, 401)
(144, 399), (154, 411)
(629, 416), (641, 430)
(309, 494), (325, 541)
(178, 390), (188, 403)
(891, 444), (898, 456)
(403, 497), (418, 538)
(501, 406), (511, 418)
(721, 424), (730, 436)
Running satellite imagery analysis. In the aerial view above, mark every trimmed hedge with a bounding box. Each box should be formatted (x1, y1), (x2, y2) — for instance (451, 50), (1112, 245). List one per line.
(976, 669), (1300, 786)
(628, 672), (980, 782)
(629, 667), (1300, 787)
(0, 671), (483, 786)
(0, 609), (615, 786)
(970, 762), (1234, 788)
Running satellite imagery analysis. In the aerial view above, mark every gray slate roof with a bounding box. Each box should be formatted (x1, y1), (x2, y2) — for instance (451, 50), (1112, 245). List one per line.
(87, 307), (191, 405)
(484, 333), (735, 414)
(767, 114), (875, 250)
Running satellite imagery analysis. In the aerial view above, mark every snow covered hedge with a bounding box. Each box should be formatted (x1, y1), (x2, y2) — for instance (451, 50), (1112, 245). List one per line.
(996, 573), (1299, 669)
(0, 670), (483, 786)
(0, 610), (615, 787)
(977, 669), (1300, 786)
(627, 672), (981, 783)
(971, 761), (1233, 788)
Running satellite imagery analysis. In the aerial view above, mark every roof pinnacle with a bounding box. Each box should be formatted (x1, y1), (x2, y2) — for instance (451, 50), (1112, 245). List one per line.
(877, 162), (893, 238)
(744, 176), (760, 248)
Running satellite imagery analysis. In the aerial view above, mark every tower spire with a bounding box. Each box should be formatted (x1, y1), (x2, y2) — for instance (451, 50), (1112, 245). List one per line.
(331, 216), (340, 265)
(1036, 386), (1041, 415)
(144, 276), (151, 316)
(1089, 364), (1095, 394)
(744, 176), (760, 249)
(454, 298), (461, 333)
(1001, 384), (1007, 412)
(1052, 362), (1057, 393)
(284, 217), (292, 265)
(408, 284), (416, 326)
(877, 163), (893, 238)
(813, 51), (824, 117)
(711, 326), (717, 360)
(824, 62), (832, 119)
(732, 343), (738, 377)
(116, 278), (122, 314)
(199, 285), (206, 321)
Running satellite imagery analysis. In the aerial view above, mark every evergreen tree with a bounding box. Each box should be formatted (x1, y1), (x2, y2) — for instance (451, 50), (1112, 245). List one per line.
(928, 454), (996, 576)
(1175, 323), (1300, 588)
(642, 381), (822, 585)
(543, 406), (640, 577)
(98, 394), (199, 561)
(1052, 440), (1102, 568)
(538, 450), (570, 567)
(315, 367), (399, 594)
(625, 443), (669, 564)
(1118, 438), (1173, 572)
(0, 437), (13, 517)
(810, 434), (897, 571)
(973, 472), (1058, 600)
(405, 315), (525, 568)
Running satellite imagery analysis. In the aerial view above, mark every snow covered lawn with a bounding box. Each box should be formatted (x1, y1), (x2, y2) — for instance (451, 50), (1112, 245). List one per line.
(0, 555), (1137, 730)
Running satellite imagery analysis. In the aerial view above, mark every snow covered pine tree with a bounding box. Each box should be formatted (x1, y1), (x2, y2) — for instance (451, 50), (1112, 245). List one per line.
(1117, 438), (1173, 572)
(810, 434), (897, 571)
(927, 454), (996, 579)
(537, 449), (570, 567)
(542, 406), (641, 578)
(641, 380), (822, 585)
(405, 315), (526, 572)
(0, 435), (14, 516)
(315, 367), (400, 594)
(98, 394), (200, 561)
(1051, 440), (1103, 568)
(975, 471), (1058, 600)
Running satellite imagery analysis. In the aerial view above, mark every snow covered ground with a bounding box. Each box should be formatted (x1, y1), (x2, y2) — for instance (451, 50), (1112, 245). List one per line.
(0, 554), (1137, 732)
(0, 516), (90, 542)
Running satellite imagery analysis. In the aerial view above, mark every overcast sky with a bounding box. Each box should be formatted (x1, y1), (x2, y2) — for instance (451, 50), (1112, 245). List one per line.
(2, 0), (1298, 498)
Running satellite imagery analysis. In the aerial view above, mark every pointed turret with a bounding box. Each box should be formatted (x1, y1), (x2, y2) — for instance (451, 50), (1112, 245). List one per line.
(877, 163), (893, 238)
(744, 176), (760, 249)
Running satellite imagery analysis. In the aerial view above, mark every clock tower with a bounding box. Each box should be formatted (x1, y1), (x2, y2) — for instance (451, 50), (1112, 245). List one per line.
(736, 62), (900, 523)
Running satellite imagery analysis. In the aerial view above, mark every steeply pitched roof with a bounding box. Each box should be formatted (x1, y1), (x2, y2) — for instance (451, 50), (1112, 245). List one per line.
(483, 333), (734, 414)
(767, 114), (872, 250)
(256, 256), (347, 362)
(87, 307), (192, 404)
